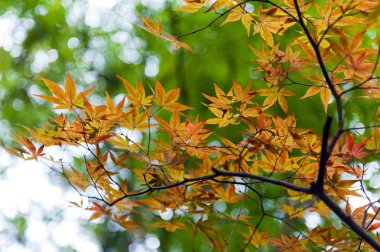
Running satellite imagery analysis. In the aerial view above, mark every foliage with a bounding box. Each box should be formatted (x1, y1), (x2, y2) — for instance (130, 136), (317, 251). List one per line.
(5, 0), (380, 250)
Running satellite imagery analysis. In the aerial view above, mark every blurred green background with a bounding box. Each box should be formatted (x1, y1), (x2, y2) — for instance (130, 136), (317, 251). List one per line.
(0, 0), (379, 251)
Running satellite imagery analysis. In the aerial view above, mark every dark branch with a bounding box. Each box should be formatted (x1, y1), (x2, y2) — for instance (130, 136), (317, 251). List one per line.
(212, 167), (311, 193)
(318, 191), (380, 251)
(313, 116), (332, 193)
(293, 0), (343, 131)
(109, 173), (219, 206)
(175, 0), (299, 39)
(175, 0), (251, 39)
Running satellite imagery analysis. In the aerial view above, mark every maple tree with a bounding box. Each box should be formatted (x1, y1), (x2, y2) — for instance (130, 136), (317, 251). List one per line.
(4, 0), (380, 250)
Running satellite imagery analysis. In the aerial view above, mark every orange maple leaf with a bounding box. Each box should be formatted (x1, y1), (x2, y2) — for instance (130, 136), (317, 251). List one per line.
(136, 16), (192, 51)
(253, 5), (288, 47)
(34, 72), (95, 110)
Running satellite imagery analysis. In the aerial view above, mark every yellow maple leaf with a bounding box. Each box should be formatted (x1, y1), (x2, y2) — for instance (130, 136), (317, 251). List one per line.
(259, 86), (295, 113)
(136, 16), (192, 51)
(214, 184), (244, 203)
(206, 107), (238, 127)
(153, 80), (191, 111)
(300, 74), (343, 113)
(242, 229), (269, 249)
(366, 126), (380, 151)
(176, 2), (203, 12)
(118, 76), (153, 107)
(221, 6), (253, 36)
(253, 5), (288, 47)
(151, 220), (188, 232)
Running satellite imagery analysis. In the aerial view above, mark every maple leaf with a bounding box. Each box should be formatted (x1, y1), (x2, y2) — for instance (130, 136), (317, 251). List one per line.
(202, 83), (236, 110)
(326, 170), (361, 199)
(21, 114), (69, 146)
(136, 16), (192, 51)
(118, 221), (139, 234)
(314, 1), (360, 30)
(105, 91), (126, 116)
(214, 184), (244, 203)
(154, 80), (190, 111)
(34, 72), (96, 110)
(263, 64), (288, 86)
(259, 86), (295, 113)
(239, 103), (261, 118)
(120, 108), (150, 131)
(280, 203), (307, 219)
(296, 24), (331, 48)
(345, 133), (369, 160)
(368, 222), (380, 231)
(356, 79), (380, 98)
(252, 5), (288, 47)
(277, 45), (304, 71)
(114, 215), (139, 233)
(300, 74), (344, 113)
(273, 150), (300, 172)
(205, 0), (234, 12)
(281, 0), (312, 16)
(107, 134), (142, 152)
(242, 229), (269, 249)
(251, 44), (294, 86)
(63, 165), (89, 191)
(221, 3), (253, 36)
(353, 0), (380, 12)
(339, 52), (376, 80)
(296, 39), (332, 66)
(153, 109), (185, 140)
(232, 80), (257, 104)
(7, 131), (45, 160)
(175, 0), (210, 12)
(118, 76), (153, 108)
(137, 15), (162, 36)
(151, 220), (189, 232)
(87, 202), (110, 222)
(193, 219), (223, 237)
(330, 30), (376, 81)
(206, 107), (238, 127)
(176, 1), (204, 13)
(331, 30), (375, 58)
(113, 198), (141, 213)
(366, 126), (380, 151)
(269, 233), (306, 251)
(250, 43), (281, 67)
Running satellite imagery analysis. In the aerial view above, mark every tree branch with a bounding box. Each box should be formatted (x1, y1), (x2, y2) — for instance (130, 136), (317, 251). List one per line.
(109, 173), (219, 206)
(175, 0), (252, 39)
(293, 0), (343, 132)
(212, 167), (311, 193)
(292, 1), (380, 249)
(313, 116), (332, 193)
(318, 191), (380, 251)
(175, 0), (299, 39)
